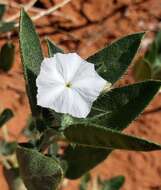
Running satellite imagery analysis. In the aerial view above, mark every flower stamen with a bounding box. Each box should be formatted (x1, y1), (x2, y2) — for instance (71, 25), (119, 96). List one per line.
(66, 82), (72, 88)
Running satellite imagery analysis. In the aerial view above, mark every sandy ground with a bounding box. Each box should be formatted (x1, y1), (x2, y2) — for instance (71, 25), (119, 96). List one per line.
(0, 0), (161, 189)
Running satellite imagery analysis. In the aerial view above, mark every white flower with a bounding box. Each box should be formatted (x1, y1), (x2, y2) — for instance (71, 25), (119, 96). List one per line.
(36, 53), (110, 118)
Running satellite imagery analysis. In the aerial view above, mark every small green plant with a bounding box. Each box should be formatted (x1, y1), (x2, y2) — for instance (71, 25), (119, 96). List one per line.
(1, 8), (161, 190)
(14, 9), (161, 190)
(79, 173), (125, 190)
(133, 30), (161, 81)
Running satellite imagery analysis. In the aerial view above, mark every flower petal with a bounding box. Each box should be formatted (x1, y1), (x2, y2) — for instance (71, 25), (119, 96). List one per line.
(36, 53), (110, 118)
(72, 61), (107, 102)
(39, 57), (65, 84)
(36, 58), (65, 107)
(54, 53), (83, 82)
(51, 88), (91, 118)
(37, 82), (65, 108)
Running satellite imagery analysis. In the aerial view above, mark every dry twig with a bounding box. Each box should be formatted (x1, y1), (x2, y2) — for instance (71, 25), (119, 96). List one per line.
(5, 0), (38, 22)
(31, 0), (72, 21)
(7, 1), (75, 22)
(14, 0), (72, 27)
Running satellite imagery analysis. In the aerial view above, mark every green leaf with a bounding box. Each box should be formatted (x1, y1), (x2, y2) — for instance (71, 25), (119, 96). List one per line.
(79, 173), (91, 190)
(64, 81), (161, 179)
(0, 108), (14, 128)
(0, 42), (15, 72)
(64, 124), (161, 151)
(140, 30), (161, 80)
(19, 9), (43, 116)
(63, 146), (109, 179)
(87, 32), (144, 84)
(101, 176), (125, 190)
(0, 21), (15, 33)
(0, 4), (6, 20)
(16, 146), (64, 190)
(0, 141), (17, 156)
(145, 30), (161, 65)
(133, 58), (152, 82)
(90, 80), (161, 130)
(46, 38), (64, 57)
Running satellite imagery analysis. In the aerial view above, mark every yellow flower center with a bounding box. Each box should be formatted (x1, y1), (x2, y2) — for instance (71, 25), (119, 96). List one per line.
(66, 82), (72, 88)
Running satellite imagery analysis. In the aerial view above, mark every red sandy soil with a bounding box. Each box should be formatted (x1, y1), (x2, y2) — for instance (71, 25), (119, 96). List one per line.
(0, 0), (161, 189)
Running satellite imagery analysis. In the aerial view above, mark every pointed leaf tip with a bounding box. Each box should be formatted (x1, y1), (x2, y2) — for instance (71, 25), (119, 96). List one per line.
(64, 124), (161, 151)
(19, 8), (43, 116)
(46, 38), (64, 57)
(101, 175), (125, 190)
(87, 32), (145, 84)
(91, 80), (161, 130)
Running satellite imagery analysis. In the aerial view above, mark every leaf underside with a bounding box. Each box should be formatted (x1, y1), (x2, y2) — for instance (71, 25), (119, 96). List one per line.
(16, 146), (63, 190)
(64, 124), (161, 151)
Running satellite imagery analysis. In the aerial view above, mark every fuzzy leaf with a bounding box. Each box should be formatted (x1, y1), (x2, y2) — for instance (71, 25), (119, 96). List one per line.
(64, 80), (161, 179)
(64, 124), (161, 151)
(101, 176), (125, 190)
(90, 80), (161, 130)
(87, 32), (144, 84)
(16, 146), (63, 190)
(46, 38), (64, 57)
(0, 108), (14, 128)
(63, 146), (109, 179)
(0, 4), (6, 20)
(0, 42), (15, 71)
(19, 10), (43, 116)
